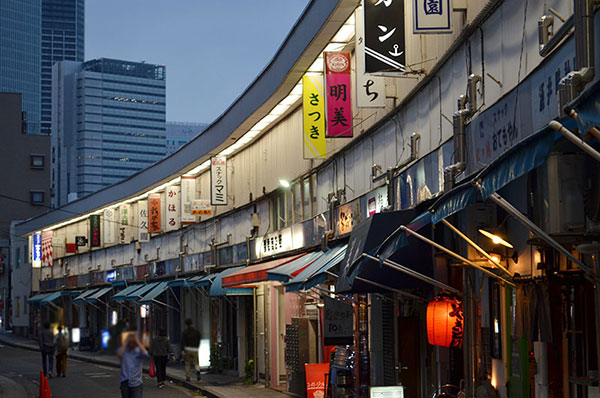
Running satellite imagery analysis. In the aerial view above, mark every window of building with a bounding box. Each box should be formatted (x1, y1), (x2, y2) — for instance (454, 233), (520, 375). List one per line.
(31, 155), (45, 169)
(30, 191), (45, 205)
(15, 298), (20, 318)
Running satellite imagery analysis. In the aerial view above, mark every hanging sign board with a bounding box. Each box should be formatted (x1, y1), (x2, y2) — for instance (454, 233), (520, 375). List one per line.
(191, 199), (212, 215)
(370, 386), (405, 398)
(325, 52), (353, 137)
(148, 194), (161, 234)
(413, 0), (452, 34)
(103, 208), (116, 244)
(165, 185), (180, 231)
(41, 231), (53, 268)
(119, 204), (132, 244)
(210, 157), (227, 205)
(75, 236), (88, 247)
(355, 7), (386, 108)
(363, 0), (406, 73)
(323, 296), (354, 346)
(181, 175), (197, 224)
(32, 233), (42, 268)
(137, 200), (150, 242)
(90, 215), (101, 247)
(302, 75), (327, 159)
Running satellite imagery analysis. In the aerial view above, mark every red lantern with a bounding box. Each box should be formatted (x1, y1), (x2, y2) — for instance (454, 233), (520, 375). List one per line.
(426, 295), (464, 347)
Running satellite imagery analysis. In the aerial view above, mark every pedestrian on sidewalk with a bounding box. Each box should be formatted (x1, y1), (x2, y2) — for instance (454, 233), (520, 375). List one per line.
(181, 318), (201, 382)
(150, 328), (175, 389)
(39, 322), (55, 378)
(55, 325), (69, 377)
(118, 331), (149, 398)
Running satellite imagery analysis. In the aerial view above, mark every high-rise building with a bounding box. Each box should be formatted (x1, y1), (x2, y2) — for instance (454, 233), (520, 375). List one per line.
(41, 0), (84, 136)
(52, 58), (166, 207)
(165, 122), (208, 155)
(0, 0), (41, 134)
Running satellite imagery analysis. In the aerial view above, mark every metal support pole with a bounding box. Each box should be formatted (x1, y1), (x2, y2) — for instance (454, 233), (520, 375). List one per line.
(399, 227), (515, 287)
(440, 218), (514, 277)
(549, 120), (600, 162)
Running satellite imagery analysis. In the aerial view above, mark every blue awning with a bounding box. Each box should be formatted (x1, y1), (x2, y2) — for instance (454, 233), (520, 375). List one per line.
(286, 245), (347, 292)
(124, 282), (159, 301)
(301, 247), (348, 291)
(138, 282), (170, 304)
(28, 293), (50, 304)
(267, 251), (322, 282)
(111, 284), (143, 302)
(193, 274), (216, 288)
(86, 287), (113, 304)
(428, 182), (477, 225)
(565, 77), (600, 133)
(111, 280), (127, 287)
(167, 278), (193, 288)
(209, 267), (253, 297)
(40, 291), (62, 306)
(73, 288), (99, 304)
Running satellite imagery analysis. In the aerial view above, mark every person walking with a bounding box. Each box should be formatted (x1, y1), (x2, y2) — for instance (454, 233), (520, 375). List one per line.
(150, 328), (175, 389)
(39, 322), (55, 378)
(118, 332), (149, 398)
(55, 325), (69, 377)
(181, 318), (201, 382)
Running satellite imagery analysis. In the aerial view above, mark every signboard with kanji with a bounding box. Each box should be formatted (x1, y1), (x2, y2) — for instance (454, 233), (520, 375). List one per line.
(325, 52), (353, 137)
(165, 185), (180, 231)
(137, 200), (150, 242)
(103, 208), (116, 244)
(181, 175), (197, 224)
(302, 75), (327, 159)
(191, 199), (212, 215)
(413, 0), (452, 34)
(355, 7), (386, 108)
(210, 157), (227, 205)
(89, 215), (101, 247)
(148, 194), (161, 234)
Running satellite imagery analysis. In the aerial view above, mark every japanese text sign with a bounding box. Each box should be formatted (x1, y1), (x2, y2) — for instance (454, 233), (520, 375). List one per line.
(119, 204), (132, 244)
(191, 199), (212, 215)
(210, 157), (227, 205)
(181, 175), (197, 224)
(325, 52), (353, 137)
(103, 209), (116, 244)
(302, 75), (327, 159)
(32, 233), (42, 268)
(89, 215), (101, 247)
(323, 296), (354, 346)
(165, 185), (180, 231)
(355, 7), (386, 108)
(138, 200), (150, 242)
(148, 194), (161, 234)
(304, 363), (329, 398)
(413, 0), (452, 34)
(364, 0), (406, 73)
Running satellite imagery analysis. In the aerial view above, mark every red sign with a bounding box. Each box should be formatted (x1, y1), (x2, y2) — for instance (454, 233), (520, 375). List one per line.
(66, 243), (77, 254)
(148, 194), (161, 234)
(325, 52), (352, 137)
(305, 363), (329, 398)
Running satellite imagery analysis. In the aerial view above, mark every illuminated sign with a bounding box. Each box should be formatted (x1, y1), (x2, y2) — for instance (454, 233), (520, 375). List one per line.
(32, 233), (42, 268)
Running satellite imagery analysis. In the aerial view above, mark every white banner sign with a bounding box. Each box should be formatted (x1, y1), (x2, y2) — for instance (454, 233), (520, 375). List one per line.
(119, 204), (133, 244)
(138, 200), (149, 242)
(191, 199), (212, 215)
(366, 186), (389, 217)
(181, 175), (197, 224)
(103, 208), (116, 244)
(210, 157), (227, 205)
(166, 185), (181, 231)
(355, 7), (386, 108)
(413, 0), (453, 34)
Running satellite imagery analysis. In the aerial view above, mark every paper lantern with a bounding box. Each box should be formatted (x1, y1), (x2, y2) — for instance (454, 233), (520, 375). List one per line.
(427, 295), (464, 347)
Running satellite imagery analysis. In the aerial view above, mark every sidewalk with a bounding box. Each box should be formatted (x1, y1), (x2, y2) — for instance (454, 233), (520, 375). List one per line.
(0, 332), (289, 398)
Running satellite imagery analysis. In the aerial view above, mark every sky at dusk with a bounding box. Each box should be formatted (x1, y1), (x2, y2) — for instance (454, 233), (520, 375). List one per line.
(85, 0), (310, 124)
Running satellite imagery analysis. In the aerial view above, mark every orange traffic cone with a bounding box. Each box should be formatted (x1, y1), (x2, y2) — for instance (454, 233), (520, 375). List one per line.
(38, 371), (45, 398)
(41, 374), (52, 398)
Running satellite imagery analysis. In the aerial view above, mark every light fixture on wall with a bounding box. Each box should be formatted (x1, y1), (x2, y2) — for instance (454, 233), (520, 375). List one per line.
(478, 229), (514, 249)
(279, 179), (290, 188)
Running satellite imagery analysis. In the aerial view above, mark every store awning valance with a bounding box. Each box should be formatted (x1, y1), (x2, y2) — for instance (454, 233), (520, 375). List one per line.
(86, 287), (113, 304)
(138, 282), (170, 305)
(285, 245), (347, 292)
(267, 251), (322, 282)
(28, 293), (50, 304)
(111, 284), (143, 302)
(222, 254), (305, 288)
(209, 267), (253, 297)
(124, 282), (159, 301)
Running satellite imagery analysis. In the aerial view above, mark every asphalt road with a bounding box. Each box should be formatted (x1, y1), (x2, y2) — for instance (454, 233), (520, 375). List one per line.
(0, 344), (194, 398)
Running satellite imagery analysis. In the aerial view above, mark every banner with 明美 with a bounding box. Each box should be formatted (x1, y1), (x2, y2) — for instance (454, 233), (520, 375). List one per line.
(302, 75), (327, 159)
(148, 194), (161, 234)
(324, 52), (352, 137)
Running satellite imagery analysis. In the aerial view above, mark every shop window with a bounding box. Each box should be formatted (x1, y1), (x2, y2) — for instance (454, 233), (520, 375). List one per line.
(31, 154), (45, 169)
(30, 191), (45, 205)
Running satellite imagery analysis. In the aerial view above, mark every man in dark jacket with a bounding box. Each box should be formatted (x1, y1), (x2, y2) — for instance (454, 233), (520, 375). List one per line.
(39, 322), (55, 377)
(181, 319), (201, 382)
(150, 329), (174, 388)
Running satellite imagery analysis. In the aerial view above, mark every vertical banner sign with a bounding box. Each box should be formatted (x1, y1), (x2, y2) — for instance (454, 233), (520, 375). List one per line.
(32, 233), (42, 268)
(302, 75), (327, 159)
(138, 200), (150, 242)
(413, 0), (452, 34)
(89, 215), (101, 247)
(355, 7), (386, 108)
(119, 204), (132, 244)
(103, 208), (116, 244)
(363, 0), (406, 73)
(41, 231), (53, 267)
(148, 194), (161, 234)
(165, 185), (180, 231)
(324, 52), (353, 137)
(181, 175), (197, 224)
(210, 157), (227, 205)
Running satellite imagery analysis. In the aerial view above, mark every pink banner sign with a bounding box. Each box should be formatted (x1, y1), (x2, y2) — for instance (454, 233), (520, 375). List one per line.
(325, 52), (352, 137)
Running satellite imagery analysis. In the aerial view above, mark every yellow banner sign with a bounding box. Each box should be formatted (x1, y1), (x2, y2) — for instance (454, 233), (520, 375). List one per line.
(302, 75), (326, 159)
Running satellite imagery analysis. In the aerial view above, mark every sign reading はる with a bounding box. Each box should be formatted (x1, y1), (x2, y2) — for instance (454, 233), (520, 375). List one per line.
(325, 52), (353, 137)
(211, 157), (227, 205)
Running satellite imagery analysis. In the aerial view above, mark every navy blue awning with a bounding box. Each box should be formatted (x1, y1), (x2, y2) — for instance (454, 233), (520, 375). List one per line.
(428, 182), (477, 225)
(285, 245), (347, 292)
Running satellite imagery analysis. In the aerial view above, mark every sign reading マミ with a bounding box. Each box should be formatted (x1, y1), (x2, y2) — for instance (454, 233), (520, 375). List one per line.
(363, 0), (406, 73)
(210, 157), (227, 205)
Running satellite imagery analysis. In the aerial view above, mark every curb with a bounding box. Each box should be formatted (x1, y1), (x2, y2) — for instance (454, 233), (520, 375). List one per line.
(0, 336), (218, 397)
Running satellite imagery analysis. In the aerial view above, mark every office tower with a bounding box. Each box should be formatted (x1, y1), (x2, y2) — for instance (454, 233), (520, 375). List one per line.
(165, 122), (208, 155)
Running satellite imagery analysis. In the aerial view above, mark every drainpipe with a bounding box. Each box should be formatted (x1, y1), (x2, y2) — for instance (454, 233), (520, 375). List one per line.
(448, 95), (472, 175)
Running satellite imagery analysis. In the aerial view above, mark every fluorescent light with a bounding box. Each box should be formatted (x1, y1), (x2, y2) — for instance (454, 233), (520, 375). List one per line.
(479, 229), (514, 249)
(308, 57), (324, 72)
(324, 42), (346, 52)
(332, 24), (355, 43)
(279, 179), (290, 188)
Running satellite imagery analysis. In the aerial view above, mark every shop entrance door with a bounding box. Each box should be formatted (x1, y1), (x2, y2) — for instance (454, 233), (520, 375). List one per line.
(398, 316), (421, 397)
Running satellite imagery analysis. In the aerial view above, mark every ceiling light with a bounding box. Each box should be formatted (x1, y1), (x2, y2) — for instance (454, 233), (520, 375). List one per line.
(479, 229), (514, 249)
(279, 179), (290, 188)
